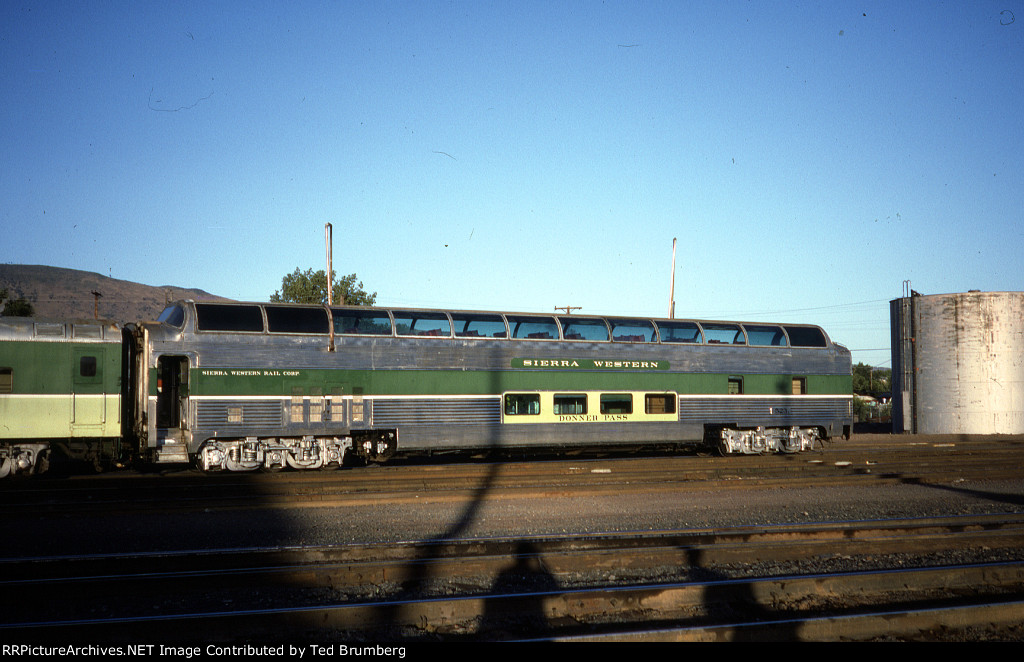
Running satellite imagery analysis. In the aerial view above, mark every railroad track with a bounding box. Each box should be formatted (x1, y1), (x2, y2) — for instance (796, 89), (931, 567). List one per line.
(4, 435), (1024, 516)
(4, 436), (1023, 641)
(4, 513), (1024, 641)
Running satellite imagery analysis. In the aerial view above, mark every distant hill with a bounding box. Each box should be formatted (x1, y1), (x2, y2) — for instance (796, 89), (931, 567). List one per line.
(0, 264), (231, 323)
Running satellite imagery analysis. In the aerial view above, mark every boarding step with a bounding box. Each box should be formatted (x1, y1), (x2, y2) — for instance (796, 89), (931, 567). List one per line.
(155, 434), (190, 463)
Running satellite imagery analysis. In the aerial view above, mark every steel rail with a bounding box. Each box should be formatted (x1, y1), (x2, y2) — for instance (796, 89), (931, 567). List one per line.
(4, 562), (1024, 642)
(550, 599), (1024, 642)
(4, 446), (1024, 516)
(4, 515), (1024, 638)
(5, 512), (1024, 576)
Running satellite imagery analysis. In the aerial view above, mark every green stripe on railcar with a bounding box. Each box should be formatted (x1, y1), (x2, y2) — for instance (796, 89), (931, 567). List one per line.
(186, 367), (851, 398)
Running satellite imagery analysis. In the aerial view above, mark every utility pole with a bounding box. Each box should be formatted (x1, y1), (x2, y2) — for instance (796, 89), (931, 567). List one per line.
(325, 223), (335, 352)
(668, 238), (677, 318)
(325, 223), (334, 306)
(90, 291), (102, 320)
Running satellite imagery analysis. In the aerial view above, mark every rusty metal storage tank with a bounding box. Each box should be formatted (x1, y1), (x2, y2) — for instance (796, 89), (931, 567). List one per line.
(890, 290), (1024, 434)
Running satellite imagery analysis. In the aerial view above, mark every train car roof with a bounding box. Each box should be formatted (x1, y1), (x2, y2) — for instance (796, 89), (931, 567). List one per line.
(156, 298), (831, 328)
(148, 299), (842, 349)
(0, 316), (122, 342)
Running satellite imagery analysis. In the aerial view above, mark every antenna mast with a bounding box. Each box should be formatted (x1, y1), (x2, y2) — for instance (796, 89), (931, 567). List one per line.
(668, 238), (677, 318)
(326, 223), (335, 352)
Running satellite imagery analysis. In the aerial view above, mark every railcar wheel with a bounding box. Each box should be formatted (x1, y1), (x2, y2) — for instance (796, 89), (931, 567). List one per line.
(195, 443), (227, 473)
(284, 437), (326, 470)
(285, 455), (325, 470)
(0, 456), (11, 479)
(35, 450), (50, 475)
(324, 439), (352, 469)
(710, 427), (736, 456)
(262, 448), (287, 472)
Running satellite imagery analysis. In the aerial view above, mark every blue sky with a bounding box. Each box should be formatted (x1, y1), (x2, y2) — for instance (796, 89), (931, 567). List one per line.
(2, 1), (1022, 368)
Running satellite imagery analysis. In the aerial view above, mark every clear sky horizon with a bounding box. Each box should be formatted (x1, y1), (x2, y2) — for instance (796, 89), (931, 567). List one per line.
(3, 1), (1022, 368)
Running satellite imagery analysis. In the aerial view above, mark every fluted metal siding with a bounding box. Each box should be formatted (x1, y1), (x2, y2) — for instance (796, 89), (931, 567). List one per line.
(678, 397), (850, 426)
(195, 400), (284, 429)
(371, 397), (501, 426)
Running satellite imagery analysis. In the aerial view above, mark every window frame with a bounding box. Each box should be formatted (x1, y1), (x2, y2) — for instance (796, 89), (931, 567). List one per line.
(702, 323), (746, 345)
(609, 319), (657, 343)
(195, 304), (265, 333)
(265, 305), (330, 335)
(784, 325), (828, 348)
(506, 315), (560, 340)
(558, 317), (610, 342)
(392, 311), (453, 338)
(599, 393), (633, 415)
(331, 309), (394, 336)
(655, 320), (703, 344)
(504, 393), (541, 416)
(743, 324), (788, 347)
(553, 393), (588, 415)
(451, 313), (508, 339)
(644, 393), (676, 414)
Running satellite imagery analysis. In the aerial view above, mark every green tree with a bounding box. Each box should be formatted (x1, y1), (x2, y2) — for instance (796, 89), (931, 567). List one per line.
(270, 268), (376, 307)
(852, 362), (890, 396)
(0, 287), (34, 317)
